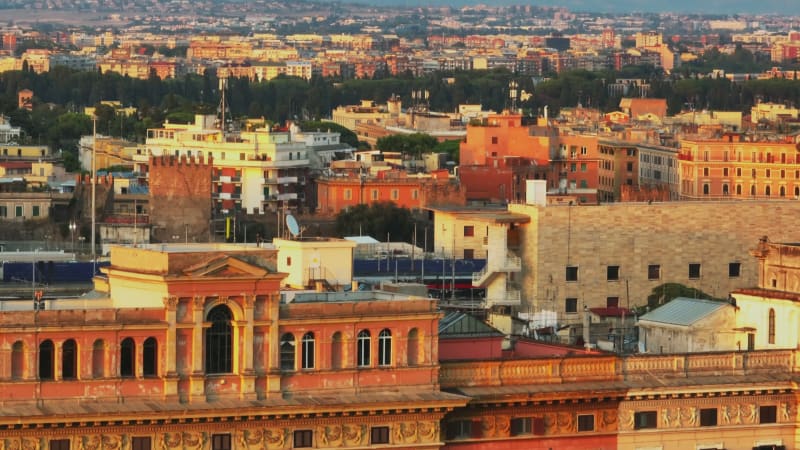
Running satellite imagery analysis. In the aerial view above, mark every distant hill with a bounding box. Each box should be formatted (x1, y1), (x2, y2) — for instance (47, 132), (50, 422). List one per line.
(354, 0), (800, 15)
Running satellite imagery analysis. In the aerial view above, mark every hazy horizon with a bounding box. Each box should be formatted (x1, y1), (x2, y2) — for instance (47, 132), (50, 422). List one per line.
(357, 0), (800, 15)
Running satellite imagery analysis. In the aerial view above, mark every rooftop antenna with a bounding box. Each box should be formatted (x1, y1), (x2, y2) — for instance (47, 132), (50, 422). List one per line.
(286, 214), (306, 239)
(218, 74), (229, 136)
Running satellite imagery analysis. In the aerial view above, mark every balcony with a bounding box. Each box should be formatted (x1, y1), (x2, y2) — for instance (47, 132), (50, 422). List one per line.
(277, 176), (298, 184)
(677, 153), (693, 161)
(486, 288), (521, 306)
(472, 252), (521, 287)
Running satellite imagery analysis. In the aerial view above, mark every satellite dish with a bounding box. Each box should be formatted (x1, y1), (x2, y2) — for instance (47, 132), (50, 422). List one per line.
(286, 214), (300, 237)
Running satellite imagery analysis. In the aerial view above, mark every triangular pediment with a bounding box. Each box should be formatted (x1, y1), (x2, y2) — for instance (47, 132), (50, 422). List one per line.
(182, 255), (270, 278)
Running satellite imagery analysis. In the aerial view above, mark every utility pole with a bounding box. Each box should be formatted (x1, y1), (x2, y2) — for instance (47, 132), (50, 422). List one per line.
(91, 116), (97, 260)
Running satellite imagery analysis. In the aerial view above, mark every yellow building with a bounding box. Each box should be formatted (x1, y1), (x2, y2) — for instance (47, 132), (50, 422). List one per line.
(679, 136), (800, 198)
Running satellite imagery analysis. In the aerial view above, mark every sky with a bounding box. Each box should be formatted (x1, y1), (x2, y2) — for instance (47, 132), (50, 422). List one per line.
(364, 0), (800, 15)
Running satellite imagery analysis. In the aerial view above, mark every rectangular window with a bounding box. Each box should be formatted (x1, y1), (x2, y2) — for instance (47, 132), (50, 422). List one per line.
(648, 264), (661, 280)
(570, 163), (577, 172)
(0, 205), (6, 217)
(729, 262), (741, 277)
(446, 420), (472, 440)
(464, 225), (474, 237)
(723, 167), (729, 177)
(371, 190), (379, 200)
(627, 162), (634, 172)
(211, 434), (231, 450)
(293, 430), (313, 448)
(14, 205), (22, 217)
(49, 440), (70, 450)
(132, 437), (152, 450)
(606, 297), (619, 308)
(32, 205), (40, 217)
(607, 265), (620, 281)
(760, 405), (777, 424)
(370, 426), (390, 444)
(689, 263), (701, 279)
(700, 408), (717, 426)
(344, 189), (352, 200)
(510, 417), (532, 436)
(566, 266), (578, 282)
(581, 163), (587, 172)
(634, 411), (658, 430)
(412, 189), (418, 200)
(565, 298), (578, 314)
(463, 249), (474, 259)
(577, 414), (595, 431)
(391, 189), (399, 200)
(491, 136), (498, 144)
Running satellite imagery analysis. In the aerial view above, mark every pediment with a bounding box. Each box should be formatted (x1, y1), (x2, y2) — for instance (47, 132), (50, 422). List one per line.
(182, 255), (270, 278)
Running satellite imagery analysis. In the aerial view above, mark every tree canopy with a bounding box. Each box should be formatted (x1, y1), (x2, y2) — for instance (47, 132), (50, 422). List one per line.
(335, 202), (416, 242)
(376, 133), (438, 158)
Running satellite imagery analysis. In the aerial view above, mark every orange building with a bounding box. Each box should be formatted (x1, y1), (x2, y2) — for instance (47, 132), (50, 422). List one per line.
(459, 113), (551, 167)
(1, 243), (800, 449)
(0, 243), (465, 448)
(316, 167), (464, 215)
(679, 134), (800, 199)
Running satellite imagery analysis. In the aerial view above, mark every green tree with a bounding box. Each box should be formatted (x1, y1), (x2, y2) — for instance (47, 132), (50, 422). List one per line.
(432, 139), (461, 163)
(646, 282), (722, 310)
(375, 133), (438, 159)
(335, 202), (415, 242)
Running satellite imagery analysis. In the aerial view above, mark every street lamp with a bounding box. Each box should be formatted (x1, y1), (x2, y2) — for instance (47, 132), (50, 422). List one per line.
(69, 221), (77, 252)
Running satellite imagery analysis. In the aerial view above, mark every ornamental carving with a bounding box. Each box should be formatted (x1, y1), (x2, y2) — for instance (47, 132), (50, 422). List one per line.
(317, 425), (342, 448)
(237, 429), (263, 450)
(101, 435), (122, 450)
(77, 435), (101, 450)
(556, 412), (574, 433)
(182, 432), (205, 450)
(680, 407), (698, 427)
(20, 439), (39, 450)
(480, 416), (496, 438)
(392, 421), (418, 444)
(342, 424), (367, 446)
(619, 409), (634, 431)
(163, 296), (179, 310)
(159, 432), (182, 450)
(600, 409), (618, 431)
(494, 415), (510, 437)
(264, 428), (287, 450)
(418, 421), (439, 443)
(780, 401), (796, 422)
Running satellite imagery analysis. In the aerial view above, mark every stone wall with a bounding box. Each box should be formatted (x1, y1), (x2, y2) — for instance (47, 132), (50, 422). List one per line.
(148, 155), (212, 243)
(510, 200), (800, 322)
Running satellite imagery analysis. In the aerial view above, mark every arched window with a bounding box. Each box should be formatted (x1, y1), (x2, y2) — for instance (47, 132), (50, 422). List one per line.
(722, 184), (729, 195)
(768, 308), (776, 345)
(795, 186), (800, 198)
(736, 184), (742, 195)
(357, 330), (371, 367)
(378, 329), (392, 366)
(143, 337), (158, 377)
(702, 184), (709, 195)
(280, 333), (295, 371)
(120, 337), (135, 377)
(407, 328), (419, 366)
(92, 339), (105, 378)
(39, 340), (54, 380)
(62, 339), (77, 380)
(206, 305), (233, 374)
(301, 332), (315, 369)
(331, 332), (343, 369)
(751, 185), (756, 196)
(780, 186), (786, 197)
(11, 341), (25, 379)
(765, 185), (771, 197)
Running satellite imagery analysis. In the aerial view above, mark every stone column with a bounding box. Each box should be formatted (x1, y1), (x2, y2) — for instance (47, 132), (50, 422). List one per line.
(188, 295), (206, 401)
(163, 296), (178, 375)
(240, 295), (256, 399)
